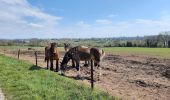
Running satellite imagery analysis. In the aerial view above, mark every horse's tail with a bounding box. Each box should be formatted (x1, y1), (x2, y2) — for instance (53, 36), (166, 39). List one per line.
(44, 57), (46, 62)
(101, 49), (105, 60)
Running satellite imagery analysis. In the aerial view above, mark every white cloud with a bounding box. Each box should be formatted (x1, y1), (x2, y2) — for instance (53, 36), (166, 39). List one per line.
(76, 21), (91, 28)
(0, 0), (62, 38)
(61, 14), (170, 38)
(96, 19), (112, 25)
(28, 23), (44, 28)
(108, 14), (117, 18)
(0, 0), (170, 38)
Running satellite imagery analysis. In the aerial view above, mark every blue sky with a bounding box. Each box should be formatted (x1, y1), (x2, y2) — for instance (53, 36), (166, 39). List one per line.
(0, 0), (170, 39)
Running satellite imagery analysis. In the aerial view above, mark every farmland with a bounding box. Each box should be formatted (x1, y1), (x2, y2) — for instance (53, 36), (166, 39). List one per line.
(103, 47), (170, 58)
(0, 46), (170, 99)
(0, 55), (114, 100)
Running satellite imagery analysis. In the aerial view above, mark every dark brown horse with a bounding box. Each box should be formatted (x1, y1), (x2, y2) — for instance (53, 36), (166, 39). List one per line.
(45, 42), (60, 72)
(64, 43), (90, 67)
(60, 45), (105, 77)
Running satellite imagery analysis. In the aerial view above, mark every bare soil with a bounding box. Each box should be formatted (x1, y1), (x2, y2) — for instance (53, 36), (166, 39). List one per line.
(1, 49), (170, 100)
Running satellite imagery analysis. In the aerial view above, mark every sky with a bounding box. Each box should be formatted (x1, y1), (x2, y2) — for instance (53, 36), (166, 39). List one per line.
(0, 0), (170, 39)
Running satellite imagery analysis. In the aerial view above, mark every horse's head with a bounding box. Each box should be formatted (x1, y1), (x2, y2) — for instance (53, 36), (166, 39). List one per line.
(60, 51), (74, 74)
(50, 42), (57, 54)
(91, 48), (105, 67)
(64, 43), (71, 52)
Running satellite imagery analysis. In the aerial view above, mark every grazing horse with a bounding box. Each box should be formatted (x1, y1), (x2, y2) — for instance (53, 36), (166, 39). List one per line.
(60, 45), (105, 78)
(64, 43), (90, 67)
(45, 42), (60, 72)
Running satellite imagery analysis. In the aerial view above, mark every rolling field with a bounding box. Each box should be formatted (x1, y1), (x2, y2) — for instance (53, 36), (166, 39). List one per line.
(0, 55), (115, 100)
(0, 46), (170, 99)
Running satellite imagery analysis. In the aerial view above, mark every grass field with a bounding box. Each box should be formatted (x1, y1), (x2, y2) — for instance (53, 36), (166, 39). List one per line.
(103, 47), (170, 59)
(0, 46), (170, 58)
(0, 55), (115, 100)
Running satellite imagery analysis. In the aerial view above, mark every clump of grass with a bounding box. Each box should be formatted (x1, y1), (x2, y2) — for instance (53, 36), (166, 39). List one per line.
(0, 55), (117, 100)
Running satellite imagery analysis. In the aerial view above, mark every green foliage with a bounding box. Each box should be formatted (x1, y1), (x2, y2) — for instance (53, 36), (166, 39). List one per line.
(0, 32), (170, 48)
(168, 41), (170, 48)
(0, 55), (116, 100)
(126, 41), (132, 47)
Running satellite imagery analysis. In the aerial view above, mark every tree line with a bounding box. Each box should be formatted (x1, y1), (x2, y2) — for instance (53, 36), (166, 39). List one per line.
(0, 32), (170, 48)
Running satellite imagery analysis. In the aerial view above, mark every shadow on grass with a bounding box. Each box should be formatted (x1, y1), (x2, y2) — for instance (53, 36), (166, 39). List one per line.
(60, 65), (93, 81)
(29, 65), (59, 73)
(29, 65), (44, 70)
(65, 75), (91, 81)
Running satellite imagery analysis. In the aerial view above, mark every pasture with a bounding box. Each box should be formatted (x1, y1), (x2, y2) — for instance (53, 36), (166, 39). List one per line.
(0, 46), (170, 99)
(103, 47), (170, 59)
(0, 55), (114, 100)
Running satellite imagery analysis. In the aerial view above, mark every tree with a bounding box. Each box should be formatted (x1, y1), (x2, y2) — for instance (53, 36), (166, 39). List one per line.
(158, 32), (170, 48)
(126, 41), (132, 47)
(168, 41), (170, 48)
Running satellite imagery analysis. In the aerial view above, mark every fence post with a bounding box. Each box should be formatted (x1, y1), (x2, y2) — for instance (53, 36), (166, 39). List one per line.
(18, 49), (20, 59)
(35, 51), (38, 66)
(91, 59), (94, 89)
(3, 49), (5, 54)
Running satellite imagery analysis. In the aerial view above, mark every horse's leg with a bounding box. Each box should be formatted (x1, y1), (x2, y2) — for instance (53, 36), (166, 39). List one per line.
(75, 60), (81, 78)
(72, 59), (75, 68)
(47, 59), (49, 69)
(84, 60), (88, 67)
(99, 65), (102, 76)
(50, 59), (53, 71)
(56, 59), (59, 72)
(97, 64), (101, 81)
(87, 60), (90, 67)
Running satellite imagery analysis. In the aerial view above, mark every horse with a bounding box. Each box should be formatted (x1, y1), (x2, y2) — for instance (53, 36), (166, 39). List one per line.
(60, 45), (105, 78)
(45, 42), (60, 72)
(64, 43), (90, 67)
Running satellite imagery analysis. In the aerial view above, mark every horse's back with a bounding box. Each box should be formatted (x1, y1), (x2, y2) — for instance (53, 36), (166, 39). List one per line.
(77, 45), (90, 53)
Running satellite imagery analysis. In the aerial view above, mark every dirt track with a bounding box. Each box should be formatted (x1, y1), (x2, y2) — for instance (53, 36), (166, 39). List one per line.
(1, 50), (170, 100)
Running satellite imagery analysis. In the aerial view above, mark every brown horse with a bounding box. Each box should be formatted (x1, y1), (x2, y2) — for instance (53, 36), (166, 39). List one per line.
(64, 43), (90, 67)
(60, 45), (105, 78)
(64, 43), (72, 52)
(45, 42), (60, 72)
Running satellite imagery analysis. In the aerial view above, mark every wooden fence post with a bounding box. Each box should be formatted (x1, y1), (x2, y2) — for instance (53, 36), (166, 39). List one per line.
(91, 59), (94, 89)
(3, 49), (5, 54)
(35, 51), (38, 66)
(18, 49), (20, 59)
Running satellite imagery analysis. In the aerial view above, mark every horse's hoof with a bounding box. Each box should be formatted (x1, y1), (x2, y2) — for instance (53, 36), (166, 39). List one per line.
(84, 64), (89, 67)
(76, 75), (81, 79)
(61, 73), (65, 76)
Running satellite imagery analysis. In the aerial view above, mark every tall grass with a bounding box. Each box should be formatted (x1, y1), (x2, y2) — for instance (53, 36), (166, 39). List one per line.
(0, 55), (116, 100)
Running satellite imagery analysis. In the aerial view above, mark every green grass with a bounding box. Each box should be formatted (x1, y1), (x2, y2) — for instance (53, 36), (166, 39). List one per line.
(103, 47), (170, 59)
(1, 46), (170, 58)
(0, 55), (116, 100)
